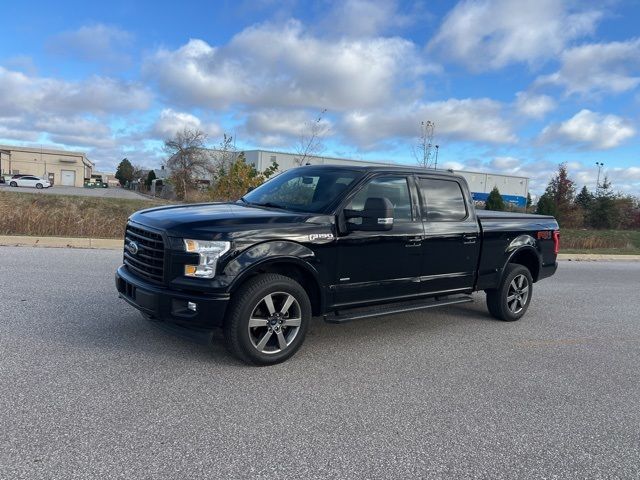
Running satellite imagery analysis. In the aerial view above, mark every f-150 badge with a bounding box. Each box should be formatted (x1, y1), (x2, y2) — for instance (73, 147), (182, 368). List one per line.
(309, 233), (335, 241)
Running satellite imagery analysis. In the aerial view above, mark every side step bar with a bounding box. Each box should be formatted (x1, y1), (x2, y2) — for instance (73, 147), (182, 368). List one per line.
(324, 295), (473, 324)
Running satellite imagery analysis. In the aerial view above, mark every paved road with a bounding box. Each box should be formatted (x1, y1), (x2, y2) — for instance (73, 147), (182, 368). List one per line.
(1, 247), (638, 479)
(0, 184), (151, 200)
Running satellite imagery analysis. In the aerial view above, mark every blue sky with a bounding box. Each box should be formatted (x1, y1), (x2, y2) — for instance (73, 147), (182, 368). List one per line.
(1, 0), (639, 195)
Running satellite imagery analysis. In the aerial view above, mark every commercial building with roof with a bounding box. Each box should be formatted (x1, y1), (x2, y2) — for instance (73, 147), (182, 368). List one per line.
(0, 144), (94, 187)
(241, 149), (530, 207)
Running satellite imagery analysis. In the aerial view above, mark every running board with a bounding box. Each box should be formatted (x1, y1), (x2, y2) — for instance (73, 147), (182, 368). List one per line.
(324, 295), (473, 324)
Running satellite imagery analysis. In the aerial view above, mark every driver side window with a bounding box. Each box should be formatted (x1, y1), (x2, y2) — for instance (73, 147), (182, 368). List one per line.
(346, 176), (413, 222)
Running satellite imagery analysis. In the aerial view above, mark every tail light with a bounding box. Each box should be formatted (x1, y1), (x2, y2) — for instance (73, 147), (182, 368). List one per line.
(553, 230), (560, 255)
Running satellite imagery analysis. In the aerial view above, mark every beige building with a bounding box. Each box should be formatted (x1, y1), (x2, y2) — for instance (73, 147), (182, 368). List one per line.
(0, 144), (93, 187)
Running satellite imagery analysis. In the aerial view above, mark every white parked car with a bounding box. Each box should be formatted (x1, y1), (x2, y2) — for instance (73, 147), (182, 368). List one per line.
(9, 175), (51, 189)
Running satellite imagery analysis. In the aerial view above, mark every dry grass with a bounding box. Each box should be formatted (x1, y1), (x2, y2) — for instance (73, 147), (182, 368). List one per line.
(562, 229), (640, 254)
(0, 191), (167, 239)
(2, 191), (639, 253)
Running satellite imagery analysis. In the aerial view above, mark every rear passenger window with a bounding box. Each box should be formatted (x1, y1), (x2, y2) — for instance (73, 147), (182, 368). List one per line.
(347, 176), (413, 222)
(419, 178), (467, 221)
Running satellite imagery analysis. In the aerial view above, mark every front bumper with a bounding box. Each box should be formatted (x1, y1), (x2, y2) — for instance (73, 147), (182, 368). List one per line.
(115, 265), (230, 329)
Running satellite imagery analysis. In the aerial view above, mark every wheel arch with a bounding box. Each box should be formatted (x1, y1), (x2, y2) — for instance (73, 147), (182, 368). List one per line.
(505, 246), (541, 282)
(228, 257), (325, 316)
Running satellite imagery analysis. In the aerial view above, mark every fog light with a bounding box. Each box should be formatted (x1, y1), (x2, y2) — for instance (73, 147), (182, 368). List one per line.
(187, 302), (197, 312)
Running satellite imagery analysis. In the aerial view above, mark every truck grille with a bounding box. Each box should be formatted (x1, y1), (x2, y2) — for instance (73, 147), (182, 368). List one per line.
(123, 224), (165, 284)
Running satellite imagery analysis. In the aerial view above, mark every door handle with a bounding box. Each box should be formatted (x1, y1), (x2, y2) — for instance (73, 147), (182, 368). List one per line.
(463, 234), (477, 244)
(405, 236), (422, 248)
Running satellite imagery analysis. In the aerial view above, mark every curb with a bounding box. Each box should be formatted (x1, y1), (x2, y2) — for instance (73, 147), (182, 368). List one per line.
(0, 235), (123, 250)
(558, 253), (640, 262)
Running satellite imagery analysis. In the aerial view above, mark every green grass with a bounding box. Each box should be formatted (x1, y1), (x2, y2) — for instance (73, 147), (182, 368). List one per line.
(0, 191), (167, 239)
(561, 229), (640, 255)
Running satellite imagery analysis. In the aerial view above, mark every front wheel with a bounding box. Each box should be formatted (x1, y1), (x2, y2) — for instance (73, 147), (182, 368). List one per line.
(224, 273), (311, 365)
(485, 264), (533, 321)
(9, 181), (17, 187)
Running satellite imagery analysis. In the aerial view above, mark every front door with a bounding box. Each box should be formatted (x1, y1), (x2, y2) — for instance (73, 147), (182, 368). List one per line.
(333, 175), (424, 307)
(417, 177), (480, 294)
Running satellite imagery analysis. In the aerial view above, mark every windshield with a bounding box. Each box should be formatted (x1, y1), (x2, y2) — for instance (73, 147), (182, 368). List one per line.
(241, 167), (363, 213)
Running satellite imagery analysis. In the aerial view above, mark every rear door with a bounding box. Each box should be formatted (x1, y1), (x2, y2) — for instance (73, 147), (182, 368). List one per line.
(417, 177), (480, 294)
(333, 175), (423, 307)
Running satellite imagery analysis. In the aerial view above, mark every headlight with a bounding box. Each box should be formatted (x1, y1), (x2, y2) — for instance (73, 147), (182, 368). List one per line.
(183, 240), (230, 279)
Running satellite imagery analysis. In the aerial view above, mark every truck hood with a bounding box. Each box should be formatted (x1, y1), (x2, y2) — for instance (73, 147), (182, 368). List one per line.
(129, 202), (325, 237)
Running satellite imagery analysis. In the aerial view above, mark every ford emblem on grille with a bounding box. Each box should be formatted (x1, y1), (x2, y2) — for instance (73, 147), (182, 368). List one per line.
(126, 240), (139, 255)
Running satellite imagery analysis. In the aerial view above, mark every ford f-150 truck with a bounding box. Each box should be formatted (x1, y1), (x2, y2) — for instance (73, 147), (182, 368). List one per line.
(116, 165), (559, 365)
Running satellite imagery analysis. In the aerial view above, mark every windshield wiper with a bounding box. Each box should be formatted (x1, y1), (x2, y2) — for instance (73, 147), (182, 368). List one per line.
(253, 202), (288, 210)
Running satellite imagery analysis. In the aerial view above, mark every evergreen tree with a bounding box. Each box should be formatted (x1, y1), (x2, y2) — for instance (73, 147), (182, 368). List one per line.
(575, 185), (594, 210)
(588, 177), (619, 229)
(536, 193), (557, 217)
(115, 158), (134, 186)
(145, 169), (157, 189)
(540, 163), (576, 225)
(485, 186), (505, 211)
(526, 192), (532, 210)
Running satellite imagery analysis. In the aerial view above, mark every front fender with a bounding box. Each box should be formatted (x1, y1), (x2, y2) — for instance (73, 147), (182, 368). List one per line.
(223, 240), (321, 289)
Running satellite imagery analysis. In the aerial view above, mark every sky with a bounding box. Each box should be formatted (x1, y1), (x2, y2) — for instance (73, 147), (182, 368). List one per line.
(1, 0), (639, 195)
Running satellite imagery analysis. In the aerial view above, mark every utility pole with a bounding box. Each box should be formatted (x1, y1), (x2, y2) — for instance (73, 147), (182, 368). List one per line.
(595, 162), (604, 193)
(434, 145), (439, 170)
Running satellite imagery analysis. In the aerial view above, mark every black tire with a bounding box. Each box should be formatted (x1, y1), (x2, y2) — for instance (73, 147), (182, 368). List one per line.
(485, 264), (533, 321)
(36, 183), (43, 189)
(9, 181), (17, 187)
(224, 273), (311, 365)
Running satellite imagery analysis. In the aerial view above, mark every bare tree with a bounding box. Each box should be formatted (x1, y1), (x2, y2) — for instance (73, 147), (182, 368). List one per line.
(164, 128), (209, 201)
(209, 133), (236, 177)
(294, 109), (329, 166)
(412, 120), (436, 169)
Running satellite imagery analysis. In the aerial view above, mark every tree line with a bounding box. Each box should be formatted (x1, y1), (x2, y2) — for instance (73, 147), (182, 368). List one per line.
(485, 163), (639, 229)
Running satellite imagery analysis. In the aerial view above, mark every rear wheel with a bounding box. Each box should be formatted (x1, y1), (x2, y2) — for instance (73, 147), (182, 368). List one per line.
(486, 264), (533, 321)
(9, 181), (17, 187)
(224, 273), (311, 365)
(36, 183), (43, 189)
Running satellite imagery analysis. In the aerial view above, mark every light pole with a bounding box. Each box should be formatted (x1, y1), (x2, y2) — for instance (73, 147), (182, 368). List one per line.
(595, 162), (604, 192)
(434, 145), (439, 170)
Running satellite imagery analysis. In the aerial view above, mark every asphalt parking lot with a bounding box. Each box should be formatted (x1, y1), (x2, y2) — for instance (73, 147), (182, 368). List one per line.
(0, 183), (150, 200)
(1, 247), (639, 479)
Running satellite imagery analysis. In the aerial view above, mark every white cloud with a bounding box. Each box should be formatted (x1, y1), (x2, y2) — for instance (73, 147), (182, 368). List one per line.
(429, 0), (601, 70)
(144, 20), (434, 111)
(0, 67), (151, 116)
(342, 98), (516, 148)
(540, 109), (635, 150)
(152, 109), (222, 139)
(48, 24), (133, 65)
(243, 109), (333, 147)
(536, 38), (640, 96)
(320, 0), (416, 37)
(490, 156), (521, 170)
(515, 92), (556, 119)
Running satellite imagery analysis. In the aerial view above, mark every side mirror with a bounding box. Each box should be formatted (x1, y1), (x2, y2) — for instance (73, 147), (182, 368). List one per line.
(246, 186), (255, 194)
(346, 197), (394, 231)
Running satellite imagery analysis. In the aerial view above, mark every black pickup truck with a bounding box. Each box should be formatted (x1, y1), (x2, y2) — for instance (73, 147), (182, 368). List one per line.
(116, 165), (559, 365)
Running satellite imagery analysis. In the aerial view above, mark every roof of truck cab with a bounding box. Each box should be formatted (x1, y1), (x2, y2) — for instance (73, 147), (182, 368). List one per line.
(298, 164), (461, 177)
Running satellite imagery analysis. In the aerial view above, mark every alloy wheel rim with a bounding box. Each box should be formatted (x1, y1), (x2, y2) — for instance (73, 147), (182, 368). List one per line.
(248, 292), (302, 354)
(507, 274), (529, 314)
